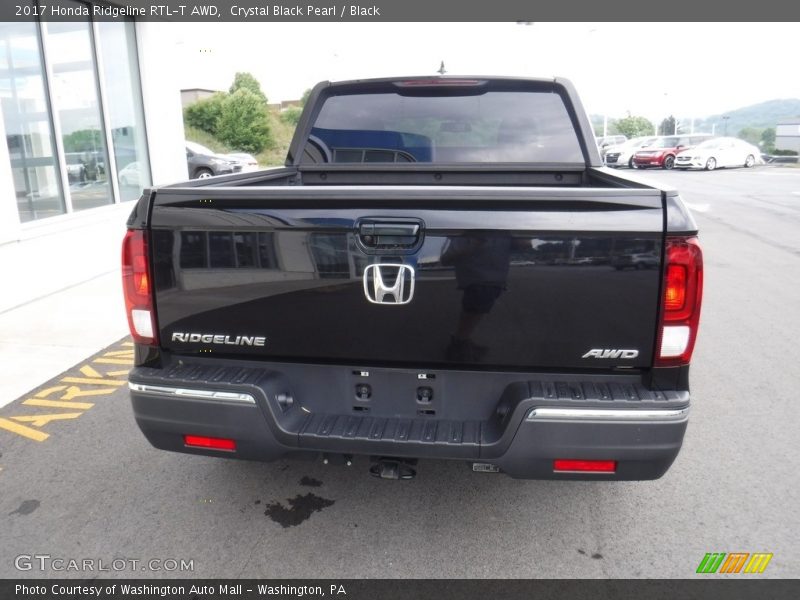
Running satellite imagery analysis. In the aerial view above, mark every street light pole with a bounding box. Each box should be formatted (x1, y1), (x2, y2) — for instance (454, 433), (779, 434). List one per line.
(723, 116), (730, 136)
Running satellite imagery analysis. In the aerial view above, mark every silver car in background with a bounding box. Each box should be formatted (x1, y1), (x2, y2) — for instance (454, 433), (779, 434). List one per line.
(224, 153), (260, 172)
(604, 136), (658, 169)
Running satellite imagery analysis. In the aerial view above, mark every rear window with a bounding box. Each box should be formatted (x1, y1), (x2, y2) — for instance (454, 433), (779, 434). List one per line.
(302, 90), (584, 164)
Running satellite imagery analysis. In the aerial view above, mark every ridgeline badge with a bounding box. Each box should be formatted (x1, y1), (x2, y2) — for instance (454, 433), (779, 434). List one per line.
(171, 333), (266, 346)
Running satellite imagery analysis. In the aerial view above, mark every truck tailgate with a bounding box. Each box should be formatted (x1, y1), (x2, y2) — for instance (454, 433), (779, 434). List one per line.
(149, 186), (664, 370)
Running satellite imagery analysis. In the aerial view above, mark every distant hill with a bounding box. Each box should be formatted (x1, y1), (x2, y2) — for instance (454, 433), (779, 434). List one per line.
(690, 99), (800, 136)
(591, 98), (800, 138)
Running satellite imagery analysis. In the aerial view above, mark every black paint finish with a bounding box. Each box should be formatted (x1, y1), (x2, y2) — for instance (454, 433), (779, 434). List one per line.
(149, 195), (663, 370)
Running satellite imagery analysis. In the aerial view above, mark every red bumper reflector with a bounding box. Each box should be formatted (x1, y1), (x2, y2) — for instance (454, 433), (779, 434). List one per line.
(183, 435), (236, 451)
(553, 459), (616, 473)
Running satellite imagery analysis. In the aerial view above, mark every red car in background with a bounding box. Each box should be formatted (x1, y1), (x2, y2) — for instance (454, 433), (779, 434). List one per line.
(633, 134), (713, 169)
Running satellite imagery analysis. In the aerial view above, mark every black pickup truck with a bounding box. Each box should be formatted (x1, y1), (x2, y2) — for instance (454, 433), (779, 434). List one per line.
(122, 76), (703, 480)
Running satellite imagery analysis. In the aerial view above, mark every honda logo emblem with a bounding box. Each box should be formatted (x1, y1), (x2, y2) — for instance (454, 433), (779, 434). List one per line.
(363, 264), (415, 305)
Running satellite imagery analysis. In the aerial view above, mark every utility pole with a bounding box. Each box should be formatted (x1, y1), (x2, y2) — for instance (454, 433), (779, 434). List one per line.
(723, 115), (730, 136)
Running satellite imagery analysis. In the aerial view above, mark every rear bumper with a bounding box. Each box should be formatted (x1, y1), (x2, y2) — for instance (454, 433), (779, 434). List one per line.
(129, 361), (690, 481)
(498, 407), (687, 479)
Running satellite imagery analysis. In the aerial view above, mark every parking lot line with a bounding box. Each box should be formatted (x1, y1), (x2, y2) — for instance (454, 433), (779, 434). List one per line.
(23, 399), (95, 410)
(0, 337), (132, 443)
(0, 417), (49, 442)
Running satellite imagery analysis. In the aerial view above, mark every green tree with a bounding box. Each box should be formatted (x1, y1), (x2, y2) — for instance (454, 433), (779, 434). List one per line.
(62, 129), (103, 152)
(737, 127), (763, 145)
(184, 93), (226, 135)
(216, 89), (272, 153)
(280, 106), (302, 126)
(658, 116), (676, 136)
(761, 127), (776, 152)
(615, 116), (655, 139)
(229, 72), (267, 104)
(300, 88), (312, 107)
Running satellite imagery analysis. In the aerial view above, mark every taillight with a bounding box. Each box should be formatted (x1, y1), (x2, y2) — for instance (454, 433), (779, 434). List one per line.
(664, 264), (687, 311)
(554, 459), (616, 473)
(655, 236), (703, 366)
(121, 229), (157, 345)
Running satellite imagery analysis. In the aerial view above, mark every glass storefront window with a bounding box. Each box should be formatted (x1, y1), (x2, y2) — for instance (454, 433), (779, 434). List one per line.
(1, 3), (151, 225)
(0, 19), (65, 222)
(43, 9), (112, 212)
(96, 21), (151, 201)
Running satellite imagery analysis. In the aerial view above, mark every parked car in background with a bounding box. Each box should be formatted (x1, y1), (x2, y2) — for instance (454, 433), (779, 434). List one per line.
(633, 134), (713, 170)
(65, 152), (104, 183)
(119, 161), (142, 187)
(596, 134), (627, 149)
(604, 136), (658, 169)
(185, 141), (242, 179)
(224, 153), (259, 172)
(675, 137), (760, 171)
(65, 154), (87, 183)
(596, 134), (627, 156)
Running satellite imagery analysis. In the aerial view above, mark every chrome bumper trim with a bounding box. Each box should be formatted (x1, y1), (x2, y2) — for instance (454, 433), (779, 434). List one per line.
(526, 406), (689, 422)
(128, 382), (256, 404)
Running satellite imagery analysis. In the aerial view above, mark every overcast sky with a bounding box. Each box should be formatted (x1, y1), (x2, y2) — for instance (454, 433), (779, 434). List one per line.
(171, 22), (800, 120)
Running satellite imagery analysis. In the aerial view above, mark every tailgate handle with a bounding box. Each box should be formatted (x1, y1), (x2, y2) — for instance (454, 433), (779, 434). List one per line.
(358, 222), (420, 248)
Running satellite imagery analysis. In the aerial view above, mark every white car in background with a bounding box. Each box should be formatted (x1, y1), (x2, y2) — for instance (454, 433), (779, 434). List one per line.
(603, 136), (659, 169)
(118, 161), (142, 187)
(596, 134), (627, 155)
(675, 137), (760, 171)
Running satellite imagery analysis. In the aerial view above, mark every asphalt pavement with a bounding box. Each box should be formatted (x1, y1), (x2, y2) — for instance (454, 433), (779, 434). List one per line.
(0, 166), (798, 579)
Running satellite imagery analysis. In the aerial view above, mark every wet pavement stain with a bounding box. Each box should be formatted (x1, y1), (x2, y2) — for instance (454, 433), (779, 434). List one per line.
(264, 493), (335, 528)
(9, 499), (40, 516)
(592, 553), (603, 560)
(299, 476), (323, 487)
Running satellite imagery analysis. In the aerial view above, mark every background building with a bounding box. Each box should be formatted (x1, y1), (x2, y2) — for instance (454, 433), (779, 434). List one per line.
(180, 87), (221, 108)
(0, 8), (187, 244)
(776, 119), (800, 153)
